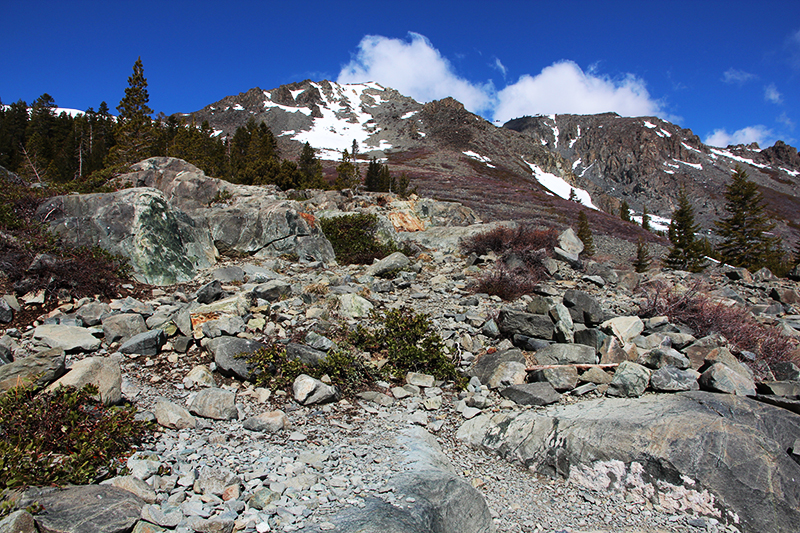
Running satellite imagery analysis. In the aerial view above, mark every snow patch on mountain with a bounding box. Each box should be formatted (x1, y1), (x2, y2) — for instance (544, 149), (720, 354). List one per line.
(289, 82), (393, 159)
(708, 148), (769, 169)
(522, 158), (597, 209)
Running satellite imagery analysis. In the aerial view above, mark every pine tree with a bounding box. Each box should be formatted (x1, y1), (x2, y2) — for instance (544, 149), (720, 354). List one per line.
(641, 205), (651, 231)
(335, 149), (360, 191)
(619, 200), (631, 222)
(298, 142), (325, 189)
(576, 211), (595, 257)
(715, 165), (784, 270)
(107, 57), (155, 167)
(664, 187), (706, 272)
(633, 240), (652, 273)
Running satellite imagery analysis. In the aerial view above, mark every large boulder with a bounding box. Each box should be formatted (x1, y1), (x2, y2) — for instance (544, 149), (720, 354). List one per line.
(458, 392), (800, 533)
(122, 158), (334, 262)
(47, 356), (122, 405)
(205, 337), (266, 381)
(0, 348), (66, 392)
(37, 187), (216, 285)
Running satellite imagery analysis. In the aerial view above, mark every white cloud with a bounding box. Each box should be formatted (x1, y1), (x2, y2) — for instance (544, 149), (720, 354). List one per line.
(778, 112), (795, 130)
(492, 57), (508, 78)
(722, 68), (756, 84)
(788, 28), (800, 69)
(704, 125), (776, 148)
(764, 83), (783, 104)
(337, 32), (494, 114)
(493, 60), (665, 123)
(338, 34), (669, 124)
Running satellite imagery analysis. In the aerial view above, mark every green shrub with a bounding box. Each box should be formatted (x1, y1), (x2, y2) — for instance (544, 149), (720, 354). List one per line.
(241, 343), (373, 396)
(350, 308), (464, 386)
(319, 213), (398, 265)
(0, 383), (151, 491)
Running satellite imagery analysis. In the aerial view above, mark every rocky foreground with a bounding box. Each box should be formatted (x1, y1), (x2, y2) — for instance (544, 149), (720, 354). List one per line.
(1, 158), (800, 533)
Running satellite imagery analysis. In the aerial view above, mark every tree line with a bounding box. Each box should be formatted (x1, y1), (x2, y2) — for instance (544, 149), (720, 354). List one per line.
(1, 57), (412, 196)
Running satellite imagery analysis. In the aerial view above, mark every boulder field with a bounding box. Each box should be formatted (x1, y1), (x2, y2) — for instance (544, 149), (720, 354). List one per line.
(2, 157), (800, 533)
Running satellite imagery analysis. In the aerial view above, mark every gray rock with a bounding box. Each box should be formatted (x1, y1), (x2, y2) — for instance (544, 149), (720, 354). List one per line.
(305, 331), (336, 351)
(562, 290), (604, 326)
(293, 374), (338, 405)
(0, 348), (66, 392)
(683, 334), (727, 370)
(201, 315), (245, 338)
(37, 186), (216, 286)
(553, 246), (581, 268)
(0, 298), (14, 324)
(579, 366), (613, 384)
(286, 342), (328, 366)
(462, 392), (800, 533)
(242, 410), (290, 433)
(183, 365), (216, 388)
(480, 319), (500, 338)
(102, 475), (157, 504)
(469, 348), (526, 385)
(558, 227), (584, 256)
(597, 335), (630, 364)
(33, 324), (101, 353)
(251, 279), (291, 302)
(172, 335), (193, 353)
(574, 328), (607, 350)
(406, 372), (435, 388)
(637, 347), (691, 370)
(339, 293), (374, 318)
(47, 356), (122, 405)
(194, 466), (241, 497)
(534, 343), (597, 365)
(497, 309), (553, 339)
(649, 365), (700, 392)
(699, 362), (756, 396)
(365, 251), (410, 277)
(75, 300), (112, 326)
(702, 347), (753, 380)
(195, 280), (225, 304)
(120, 329), (166, 356)
(305, 427), (493, 533)
(188, 388), (238, 420)
(549, 303), (574, 343)
(607, 361), (651, 397)
(154, 398), (196, 429)
(757, 381), (800, 397)
(120, 157), (335, 263)
(0, 510), (36, 533)
(530, 366), (579, 391)
(601, 316), (644, 343)
(771, 361), (800, 381)
(205, 337), (266, 381)
(211, 265), (245, 283)
(22, 485), (144, 533)
(499, 382), (561, 406)
(485, 361), (527, 389)
(102, 313), (147, 344)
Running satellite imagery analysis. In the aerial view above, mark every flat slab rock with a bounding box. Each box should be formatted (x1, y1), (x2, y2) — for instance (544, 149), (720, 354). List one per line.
(459, 391), (800, 533)
(21, 485), (145, 533)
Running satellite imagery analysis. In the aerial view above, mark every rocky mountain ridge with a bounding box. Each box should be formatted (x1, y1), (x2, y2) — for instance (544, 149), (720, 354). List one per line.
(187, 81), (800, 246)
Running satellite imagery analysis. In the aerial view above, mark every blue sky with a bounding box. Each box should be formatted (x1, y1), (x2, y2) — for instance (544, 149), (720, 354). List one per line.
(3, 0), (799, 148)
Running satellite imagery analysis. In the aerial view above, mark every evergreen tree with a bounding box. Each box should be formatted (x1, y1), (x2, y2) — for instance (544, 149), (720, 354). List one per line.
(364, 157), (382, 191)
(619, 200), (631, 222)
(108, 57), (155, 167)
(633, 240), (652, 273)
(335, 149), (360, 191)
(641, 205), (651, 231)
(664, 187), (706, 272)
(568, 188), (579, 202)
(576, 211), (595, 257)
(715, 165), (784, 270)
(298, 142), (325, 189)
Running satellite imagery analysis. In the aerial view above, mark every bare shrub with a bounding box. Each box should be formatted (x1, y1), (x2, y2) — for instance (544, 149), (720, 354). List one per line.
(464, 225), (557, 301)
(638, 281), (799, 378)
(472, 265), (541, 301)
(461, 224), (557, 257)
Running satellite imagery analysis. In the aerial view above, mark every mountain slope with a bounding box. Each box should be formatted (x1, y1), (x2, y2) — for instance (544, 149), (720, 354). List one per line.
(188, 81), (800, 247)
